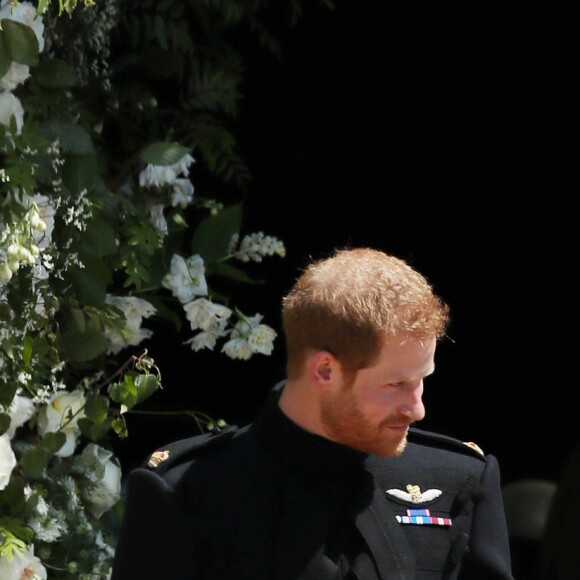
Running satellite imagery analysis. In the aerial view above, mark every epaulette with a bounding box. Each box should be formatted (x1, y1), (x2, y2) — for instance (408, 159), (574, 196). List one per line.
(143, 424), (239, 474)
(408, 427), (486, 460)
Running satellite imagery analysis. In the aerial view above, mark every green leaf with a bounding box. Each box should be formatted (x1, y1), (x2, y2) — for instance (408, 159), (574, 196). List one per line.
(1, 19), (39, 65)
(139, 142), (189, 166)
(0, 413), (10, 436)
(0, 33), (11, 78)
(59, 327), (110, 363)
(190, 203), (243, 264)
(83, 218), (119, 256)
(0, 383), (17, 409)
(61, 153), (97, 195)
(135, 373), (160, 404)
(209, 261), (264, 284)
(70, 306), (86, 333)
(40, 119), (94, 155)
(20, 447), (51, 478)
(108, 374), (139, 411)
(43, 431), (66, 454)
(84, 394), (109, 425)
(111, 416), (127, 438)
(78, 417), (113, 442)
(32, 58), (79, 88)
(68, 254), (111, 306)
(21, 336), (34, 367)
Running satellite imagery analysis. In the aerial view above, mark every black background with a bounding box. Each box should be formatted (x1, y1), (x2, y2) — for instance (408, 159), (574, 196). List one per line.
(118, 2), (577, 487)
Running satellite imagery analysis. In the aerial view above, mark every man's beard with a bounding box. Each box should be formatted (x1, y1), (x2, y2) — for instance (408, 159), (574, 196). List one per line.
(320, 387), (409, 457)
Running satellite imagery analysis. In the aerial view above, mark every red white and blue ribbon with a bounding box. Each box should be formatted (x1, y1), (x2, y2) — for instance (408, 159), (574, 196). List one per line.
(396, 508), (452, 526)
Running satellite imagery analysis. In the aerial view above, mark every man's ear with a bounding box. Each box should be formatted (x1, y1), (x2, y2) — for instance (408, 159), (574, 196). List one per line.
(309, 351), (338, 387)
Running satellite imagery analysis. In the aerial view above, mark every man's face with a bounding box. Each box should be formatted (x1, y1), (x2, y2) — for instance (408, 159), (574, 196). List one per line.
(320, 336), (436, 456)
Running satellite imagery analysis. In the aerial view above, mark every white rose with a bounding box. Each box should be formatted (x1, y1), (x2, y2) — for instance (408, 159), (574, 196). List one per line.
(36, 390), (86, 458)
(80, 444), (122, 519)
(0, 433), (17, 491)
(0, 92), (24, 135)
(0, 544), (47, 580)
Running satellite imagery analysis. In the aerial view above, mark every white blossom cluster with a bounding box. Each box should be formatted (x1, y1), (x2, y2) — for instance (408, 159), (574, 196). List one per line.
(230, 231), (286, 263)
(161, 253), (277, 359)
(138, 153), (196, 239)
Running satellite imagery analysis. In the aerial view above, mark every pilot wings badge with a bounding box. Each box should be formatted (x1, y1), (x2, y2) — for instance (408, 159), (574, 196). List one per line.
(386, 484), (442, 504)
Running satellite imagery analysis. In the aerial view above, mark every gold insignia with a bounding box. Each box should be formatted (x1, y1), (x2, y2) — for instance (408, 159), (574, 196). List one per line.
(463, 441), (484, 455)
(147, 450), (170, 468)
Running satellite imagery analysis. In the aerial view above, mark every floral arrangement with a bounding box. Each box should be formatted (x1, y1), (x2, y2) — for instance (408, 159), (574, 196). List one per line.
(0, 0), (330, 577)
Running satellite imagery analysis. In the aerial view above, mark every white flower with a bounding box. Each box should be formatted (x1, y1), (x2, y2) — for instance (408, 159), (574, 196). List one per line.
(0, 92), (24, 135)
(221, 337), (253, 360)
(80, 444), (122, 519)
(162, 254), (207, 303)
(0, 433), (17, 491)
(183, 298), (232, 331)
(104, 295), (156, 355)
(7, 394), (35, 438)
(170, 153), (195, 177)
(170, 178), (194, 208)
(184, 331), (220, 351)
(36, 390), (86, 458)
(247, 324), (277, 355)
(138, 164), (175, 188)
(0, 544), (47, 580)
(221, 313), (277, 359)
(138, 153), (195, 189)
(150, 204), (167, 237)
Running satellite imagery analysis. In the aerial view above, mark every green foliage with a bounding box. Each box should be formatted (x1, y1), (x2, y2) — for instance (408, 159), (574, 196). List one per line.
(0, 0), (331, 576)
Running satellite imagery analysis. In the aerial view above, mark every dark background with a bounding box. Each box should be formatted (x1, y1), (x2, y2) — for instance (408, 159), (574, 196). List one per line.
(118, 2), (577, 488)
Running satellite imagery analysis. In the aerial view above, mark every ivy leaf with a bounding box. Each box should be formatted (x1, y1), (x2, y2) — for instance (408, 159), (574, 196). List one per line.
(0, 19), (39, 65)
(135, 373), (160, 404)
(84, 394), (110, 425)
(43, 432), (66, 455)
(20, 447), (51, 478)
(191, 202), (243, 264)
(139, 141), (189, 166)
(78, 417), (113, 442)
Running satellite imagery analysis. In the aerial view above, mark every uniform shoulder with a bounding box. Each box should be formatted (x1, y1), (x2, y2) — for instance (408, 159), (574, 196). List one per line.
(141, 424), (239, 475)
(408, 426), (487, 460)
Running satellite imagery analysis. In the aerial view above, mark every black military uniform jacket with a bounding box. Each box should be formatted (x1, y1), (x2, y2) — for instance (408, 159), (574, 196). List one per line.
(112, 383), (514, 580)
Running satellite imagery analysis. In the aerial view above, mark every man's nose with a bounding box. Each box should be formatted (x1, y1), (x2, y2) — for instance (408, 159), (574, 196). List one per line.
(398, 384), (425, 421)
